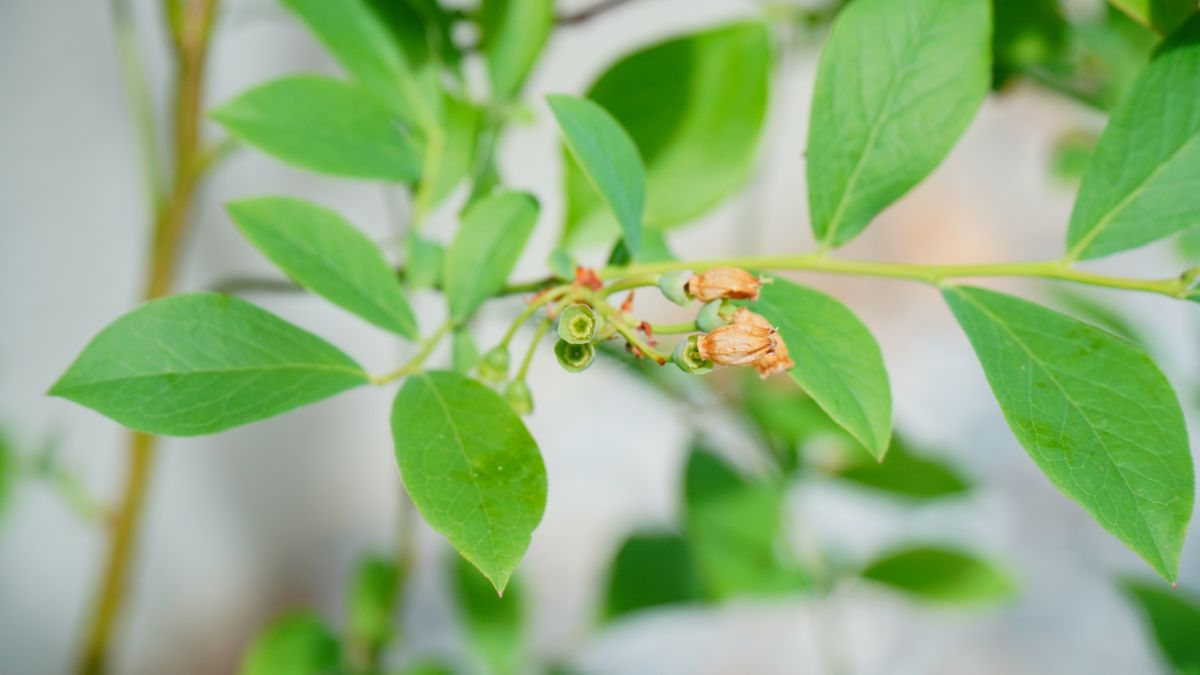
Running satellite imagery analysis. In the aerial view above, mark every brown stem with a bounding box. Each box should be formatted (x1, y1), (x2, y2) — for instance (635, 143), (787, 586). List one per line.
(76, 1), (221, 673)
(556, 0), (639, 25)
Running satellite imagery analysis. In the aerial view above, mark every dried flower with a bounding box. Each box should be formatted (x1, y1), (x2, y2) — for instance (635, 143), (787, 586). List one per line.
(697, 322), (776, 366)
(732, 308), (794, 378)
(686, 267), (761, 302)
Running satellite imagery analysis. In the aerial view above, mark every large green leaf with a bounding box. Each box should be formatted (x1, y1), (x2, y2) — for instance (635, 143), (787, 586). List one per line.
(229, 197), (417, 338)
(603, 532), (703, 620)
(281, 0), (435, 124)
(240, 613), (340, 675)
(562, 24), (771, 248)
(807, 0), (991, 247)
(684, 447), (809, 601)
(453, 555), (525, 674)
(212, 75), (421, 182)
(444, 191), (539, 322)
(1109, 0), (1197, 35)
(861, 546), (1016, 604)
(1066, 15), (1200, 259)
(51, 293), (368, 436)
(346, 555), (402, 655)
(547, 94), (645, 257)
(1122, 578), (1200, 674)
(481, 0), (554, 99)
(751, 278), (893, 460)
(944, 286), (1193, 582)
(391, 371), (546, 593)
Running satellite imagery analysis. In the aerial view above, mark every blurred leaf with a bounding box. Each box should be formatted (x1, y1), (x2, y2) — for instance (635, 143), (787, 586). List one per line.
(453, 555), (525, 673)
(861, 546), (1016, 605)
(444, 191), (539, 321)
(51, 294), (368, 436)
(1067, 16), (1200, 260)
(397, 663), (457, 675)
(807, 0), (990, 247)
(752, 278), (893, 460)
(0, 429), (11, 520)
(1121, 578), (1200, 674)
(425, 96), (482, 207)
(1047, 286), (1148, 346)
(547, 247), (576, 281)
(282, 0), (435, 124)
(452, 328), (479, 375)
(347, 555), (401, 658)
(365, 0), (460, 72)
(563, 24), (771, 248)
(945, 286), (1193, 583)
(240, 612), (340, 675)
(1049, 131), (1097, 184)
(1175, 224), (1200, 262)
(1065, 7), (1158, 109)
(684, 447), (810, 601)
(481, 0), (554, 99)
(212, 76), (421, 182)
(834, 437), (972, 501)
(229, 197), (418, 338)
(993, 0), (1067, 86)
(405, 233), (444, 291)
(603, 532), (703, 620)
(1109, 0), (1197, 35)
(740, 375), (848, 447)
(548, 94), (645, 257)
(391, 371), (546, 593)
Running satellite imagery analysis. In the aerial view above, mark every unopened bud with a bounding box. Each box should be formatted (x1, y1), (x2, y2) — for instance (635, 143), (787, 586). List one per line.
(503, 380), (534, 415)
(686, 267), (761, 302)
(478, 346), (509, 384)
(555, 339), (595, 373)
(658, 271), (693, 306)
(672, 335), (713, 374)
(697, 322), (776, 366)
(731, 308), (794, 377)
(696, 300), (729, 332)
(557, 304), (600, 344)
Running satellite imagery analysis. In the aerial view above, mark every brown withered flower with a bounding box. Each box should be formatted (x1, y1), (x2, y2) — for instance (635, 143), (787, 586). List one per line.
(686, 267), (761, 302)
(697, 322), (776, 366)
(732, 308), (794, 378)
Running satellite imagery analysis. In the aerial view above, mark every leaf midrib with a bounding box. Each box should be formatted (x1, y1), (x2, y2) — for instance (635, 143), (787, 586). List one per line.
(54, 362), (367, 393)
(954, 290), (1170, 575)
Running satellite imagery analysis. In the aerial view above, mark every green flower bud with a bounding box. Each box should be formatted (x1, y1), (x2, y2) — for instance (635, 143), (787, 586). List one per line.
(658, 271), (693, 306)
(672, 335), (713, 375)
(478, 346), (509, 384)
(557, 304), (600, 344)
(696, 300), (728, 332)
(503, 380), (534, 416)
(555, 339), (596, 373)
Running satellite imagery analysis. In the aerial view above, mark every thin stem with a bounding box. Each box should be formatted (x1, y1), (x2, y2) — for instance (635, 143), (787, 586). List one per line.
(594, 298), (669, 364)
(111, 0), (165, 216)
(211, 272), (559, 299)
(515, 318), (552, 381)
(600, 255), (1194, 299)
(602, 274), (659, 296)
(649, 321), (697, 335)
(557, 0), (640, 24)
(77, 2), (222, 672)
(371, 319), (456, 385)
(498, 287), (571, 349)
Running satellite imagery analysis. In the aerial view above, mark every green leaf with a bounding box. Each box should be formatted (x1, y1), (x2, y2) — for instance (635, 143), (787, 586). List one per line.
(603, 532), (703, 620)
(365, 0), (461, 72)
(1121, 578), (1200, 674)
(993, 0), (1068, 86)
(547, 94), (645, 257)
(404, 233), (445, 291)
(1066, 16), (1200, 259)
(281, 0), (434, 124)
(751, 278), (893, 460)
(0, 429), (12, 521)
(391, 371), (546, 593)
(347, 555), (401, 654)
(944, 286), (1193, 582)
(453, 554), (525, 673)
(684, 447), (810, 601)
(1109, 0), (1197, 35)
(240, 613), (340, 675)
(452, 328), (480, 375)
(422, 95), (483, 209)
(1047, 286), (1148, 347)
(807, 0), (991, 247)
(444, 191), (539, 321)
(562, 24), (771, 248)
(834, 436), (972, 501)
(212, 75), (420, 182)
(51, 293), (368, 436)
(481, 0), (554, 99)
(229, 197), (417, 338)
(861, 546), (1016, 605)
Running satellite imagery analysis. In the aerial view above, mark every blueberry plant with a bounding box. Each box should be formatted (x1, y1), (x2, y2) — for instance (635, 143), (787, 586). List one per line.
(45, 0), (1200, 673)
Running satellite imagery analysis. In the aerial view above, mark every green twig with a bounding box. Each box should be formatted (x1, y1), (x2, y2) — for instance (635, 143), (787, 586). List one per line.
(371, 319), (456, 385)
(515, 318), (552, 381)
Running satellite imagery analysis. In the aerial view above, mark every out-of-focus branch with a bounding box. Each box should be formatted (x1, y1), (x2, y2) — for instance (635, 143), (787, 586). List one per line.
(557, 0), (640, 25)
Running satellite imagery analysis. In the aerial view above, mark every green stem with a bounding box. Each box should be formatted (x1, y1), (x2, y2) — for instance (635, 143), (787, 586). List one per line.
(649, 321), (697, 335)
(515, 318), (552, 381)
(600, 255), (1193, 299)
(594, 298), (669, 364)
(498, 287), (571, 349)
(111, 0), (165, 217)
(603, 274), (659, 295)
(371, 319), (455, 385)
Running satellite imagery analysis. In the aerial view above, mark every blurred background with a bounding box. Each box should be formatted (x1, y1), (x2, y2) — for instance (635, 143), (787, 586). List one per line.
(1, 0), (1198, 673)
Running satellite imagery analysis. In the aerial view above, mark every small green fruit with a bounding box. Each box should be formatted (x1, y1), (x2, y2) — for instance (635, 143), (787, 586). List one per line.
(557, 304), (600, 344)
(478, 346), (509, 384)
(555, 339), (596, 373)
(658, 271), (692, 306)
(504, 380), (534, 416)
(696, 300), (728, 332)
(672, 335), (713, 375)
